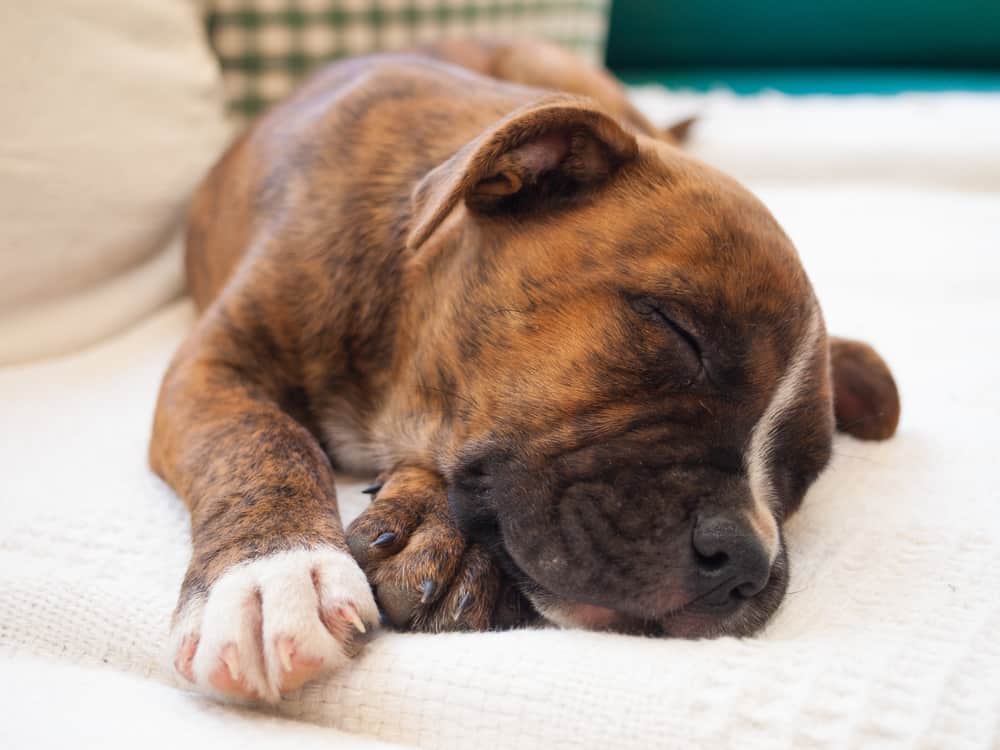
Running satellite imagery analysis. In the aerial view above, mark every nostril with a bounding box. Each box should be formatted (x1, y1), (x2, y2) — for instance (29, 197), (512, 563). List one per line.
(691, 516), (739, 575)
(691, 513), (772, 603)
(694, 549), (729, 573)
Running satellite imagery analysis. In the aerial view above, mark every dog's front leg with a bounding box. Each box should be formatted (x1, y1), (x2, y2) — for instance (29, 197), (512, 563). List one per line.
(347, 466), (501, 632)
(150, 319), (377, 703)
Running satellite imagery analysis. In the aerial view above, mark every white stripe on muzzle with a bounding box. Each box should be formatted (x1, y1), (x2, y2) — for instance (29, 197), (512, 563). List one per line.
(745, 307), (822, 561)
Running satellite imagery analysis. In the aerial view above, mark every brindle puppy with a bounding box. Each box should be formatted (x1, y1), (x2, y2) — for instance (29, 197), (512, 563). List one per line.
(151, 39), (899, 703)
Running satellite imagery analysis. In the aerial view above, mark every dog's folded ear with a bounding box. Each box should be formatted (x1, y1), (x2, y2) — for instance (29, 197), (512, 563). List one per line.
(829, 337), (901, 440)
(408, 97), (638, 250)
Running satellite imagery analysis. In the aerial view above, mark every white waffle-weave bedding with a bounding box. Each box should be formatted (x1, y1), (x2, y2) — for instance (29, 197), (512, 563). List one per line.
(2, 90), (999, 749)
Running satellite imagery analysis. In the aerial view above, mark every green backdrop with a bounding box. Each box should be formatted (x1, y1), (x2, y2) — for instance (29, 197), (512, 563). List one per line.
(606, 0), (1000, 93)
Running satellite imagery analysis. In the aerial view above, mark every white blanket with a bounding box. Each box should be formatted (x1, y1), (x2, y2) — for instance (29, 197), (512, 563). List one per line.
(2, 90), (999, 749)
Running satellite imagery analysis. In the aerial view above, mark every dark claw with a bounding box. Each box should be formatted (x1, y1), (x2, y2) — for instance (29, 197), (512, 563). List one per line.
(372, 531), (396, 547)
(361, 483), (383, 496)
(420, 579), (437, 604)
(453, 591), (472, 622)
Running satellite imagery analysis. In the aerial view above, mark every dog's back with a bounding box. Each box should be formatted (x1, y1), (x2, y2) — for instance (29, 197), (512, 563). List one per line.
(185, 54), (568, 311)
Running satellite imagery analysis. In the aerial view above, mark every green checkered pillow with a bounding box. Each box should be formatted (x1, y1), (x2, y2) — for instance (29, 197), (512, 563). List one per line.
(205, 0), (611, 119)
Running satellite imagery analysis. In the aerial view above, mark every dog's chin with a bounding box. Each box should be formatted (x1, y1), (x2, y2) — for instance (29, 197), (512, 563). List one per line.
(511, 551), (789, 640)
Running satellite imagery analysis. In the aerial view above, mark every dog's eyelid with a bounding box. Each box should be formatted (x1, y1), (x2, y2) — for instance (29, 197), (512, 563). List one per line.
(626, 294), (704, 362)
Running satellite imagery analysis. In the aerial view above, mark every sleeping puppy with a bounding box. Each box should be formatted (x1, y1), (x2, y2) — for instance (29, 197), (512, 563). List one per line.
(150, 38), (900, 703)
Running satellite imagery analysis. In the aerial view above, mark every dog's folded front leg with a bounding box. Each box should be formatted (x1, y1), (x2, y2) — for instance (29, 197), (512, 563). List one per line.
(347, 466), (502, 632)
(150, 320), (377, 704)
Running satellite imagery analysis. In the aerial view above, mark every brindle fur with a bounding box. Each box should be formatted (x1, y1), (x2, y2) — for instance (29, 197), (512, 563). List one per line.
(151, 39), (900, 694)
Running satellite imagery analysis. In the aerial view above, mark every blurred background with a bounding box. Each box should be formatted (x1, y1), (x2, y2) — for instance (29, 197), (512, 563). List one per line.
(607, 0), (1000, 93)
(202, 0), (1000, 118)
(2, 0), (999, 364)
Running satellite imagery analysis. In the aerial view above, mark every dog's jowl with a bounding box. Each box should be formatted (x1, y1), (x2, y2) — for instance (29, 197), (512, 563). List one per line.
(151, 39), (900, 702)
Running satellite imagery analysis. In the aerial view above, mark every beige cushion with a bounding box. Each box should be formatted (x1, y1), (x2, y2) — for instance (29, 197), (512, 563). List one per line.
(0, 0), (232, 364)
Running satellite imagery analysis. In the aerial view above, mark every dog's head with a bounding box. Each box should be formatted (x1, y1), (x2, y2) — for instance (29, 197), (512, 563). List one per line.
(405, 96), (900, 637)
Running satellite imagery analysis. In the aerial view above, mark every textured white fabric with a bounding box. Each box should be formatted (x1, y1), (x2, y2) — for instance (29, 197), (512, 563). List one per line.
(2, 91), (1000, 749)
(0, 653), (407, 749)
(0, 0), (232, 365)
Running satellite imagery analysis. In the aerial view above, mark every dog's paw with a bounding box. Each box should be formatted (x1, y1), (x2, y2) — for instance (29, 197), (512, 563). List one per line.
(346, 469), (501, 632)
(168, 547), (377, 703)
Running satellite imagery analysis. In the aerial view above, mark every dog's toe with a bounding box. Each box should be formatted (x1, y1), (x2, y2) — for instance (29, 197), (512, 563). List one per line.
(414, 543), (499, 632)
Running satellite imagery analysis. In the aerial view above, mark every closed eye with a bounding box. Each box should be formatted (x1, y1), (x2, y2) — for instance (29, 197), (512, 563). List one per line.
(628, 296), (704, 364)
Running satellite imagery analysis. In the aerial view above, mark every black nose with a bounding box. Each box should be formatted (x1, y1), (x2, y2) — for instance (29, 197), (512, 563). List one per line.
(691, 514), (772, 608)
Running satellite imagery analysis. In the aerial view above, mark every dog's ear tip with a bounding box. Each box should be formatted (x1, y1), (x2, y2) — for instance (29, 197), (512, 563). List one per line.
(663, 115), (698, 145)
(830, 337), (901, 441)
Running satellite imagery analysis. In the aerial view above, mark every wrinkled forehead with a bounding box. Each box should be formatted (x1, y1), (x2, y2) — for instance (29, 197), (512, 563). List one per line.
(581, 148), (821, 396)
(643, 174), (817, 388)
(621, 149), (813, 314)
(477, 141), (818, 361)
(501, 145), (814, 311)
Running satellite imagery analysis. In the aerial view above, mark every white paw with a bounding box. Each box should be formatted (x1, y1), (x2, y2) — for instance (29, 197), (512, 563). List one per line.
(168, 547), (378, 703)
